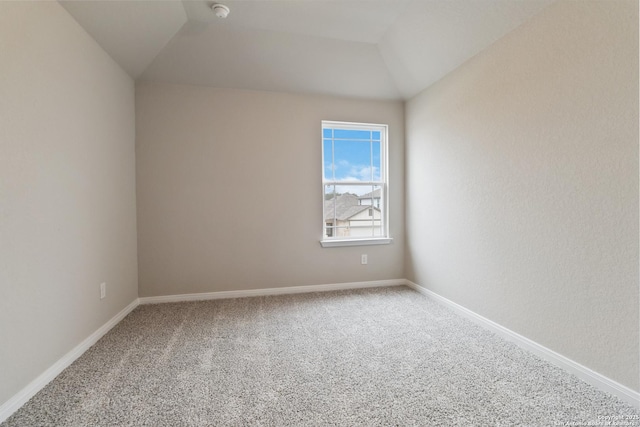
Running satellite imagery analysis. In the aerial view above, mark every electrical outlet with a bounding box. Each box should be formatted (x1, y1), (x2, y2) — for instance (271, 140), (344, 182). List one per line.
(361, 254), (368, 265)
(100, 282), (106, 299)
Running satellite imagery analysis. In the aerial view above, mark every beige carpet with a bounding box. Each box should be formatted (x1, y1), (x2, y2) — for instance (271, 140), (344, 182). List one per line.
(3, 286), (638, 426)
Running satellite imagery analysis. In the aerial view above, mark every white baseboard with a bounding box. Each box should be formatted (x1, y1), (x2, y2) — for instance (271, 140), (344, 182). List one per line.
(1, 280), (403, 422)
(5, 279), (636, 424)
(0, 298), (140, 424)
(138, 279), (406, 305)
(405, 280), (640, 409)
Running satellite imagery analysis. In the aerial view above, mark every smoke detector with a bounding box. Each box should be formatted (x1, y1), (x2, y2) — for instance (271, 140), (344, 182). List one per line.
(211, 3), (230, 18)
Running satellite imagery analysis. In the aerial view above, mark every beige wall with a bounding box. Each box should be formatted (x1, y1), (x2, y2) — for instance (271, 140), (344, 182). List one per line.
(136, 83), (404, 297)
(405, 0), (639, 390)
(0, 1), (138, 406)
(2, 0), (634, 411)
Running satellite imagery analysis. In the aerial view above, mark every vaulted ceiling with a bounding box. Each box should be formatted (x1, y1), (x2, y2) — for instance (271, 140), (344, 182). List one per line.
(60, 0), (554, 100)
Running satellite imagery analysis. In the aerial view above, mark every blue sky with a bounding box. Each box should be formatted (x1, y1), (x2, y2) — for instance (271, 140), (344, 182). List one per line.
(323, 128), (381, 182)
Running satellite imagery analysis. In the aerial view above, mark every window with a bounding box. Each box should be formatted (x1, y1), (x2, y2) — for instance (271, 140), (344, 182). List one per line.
(321, 121), (391, 247)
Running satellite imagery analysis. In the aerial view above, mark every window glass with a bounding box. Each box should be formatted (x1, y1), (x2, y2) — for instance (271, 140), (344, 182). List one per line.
(321, 121), (388, 242)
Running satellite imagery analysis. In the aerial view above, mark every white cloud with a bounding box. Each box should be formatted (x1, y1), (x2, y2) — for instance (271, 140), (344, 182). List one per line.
(349, 165), (380, 181)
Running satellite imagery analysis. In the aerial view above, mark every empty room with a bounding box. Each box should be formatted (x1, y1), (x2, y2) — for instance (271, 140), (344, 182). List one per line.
(1, 0), (638, 425)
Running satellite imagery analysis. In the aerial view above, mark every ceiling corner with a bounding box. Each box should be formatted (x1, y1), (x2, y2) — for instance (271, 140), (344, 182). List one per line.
(60, 0), (188, 78)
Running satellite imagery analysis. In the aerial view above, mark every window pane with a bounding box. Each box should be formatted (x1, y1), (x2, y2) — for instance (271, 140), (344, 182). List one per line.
(323, 139), (333, 180)
(372, 141), (381, 181)
(321, 121), (387, 242)
(357, 184), (382, 238)
(334, 140), (372, 181)
(357, 185), (381, 207)
(333, 129), (372, 140)
(324, 184), (382, 239)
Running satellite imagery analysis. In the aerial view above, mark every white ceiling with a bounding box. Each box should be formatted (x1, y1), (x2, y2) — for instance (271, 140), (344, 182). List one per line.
(60, 0), (554, 100)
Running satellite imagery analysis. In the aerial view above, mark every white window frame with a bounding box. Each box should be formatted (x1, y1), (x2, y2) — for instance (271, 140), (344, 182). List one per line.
(320, 120), (392, 248)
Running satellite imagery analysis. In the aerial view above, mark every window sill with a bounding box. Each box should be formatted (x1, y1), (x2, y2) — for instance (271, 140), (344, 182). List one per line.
(320, 238), (393, 248)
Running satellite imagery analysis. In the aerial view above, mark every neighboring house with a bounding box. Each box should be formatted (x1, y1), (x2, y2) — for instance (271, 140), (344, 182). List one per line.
(324, 193), (382, 238)
(358, 188), (381, 209)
